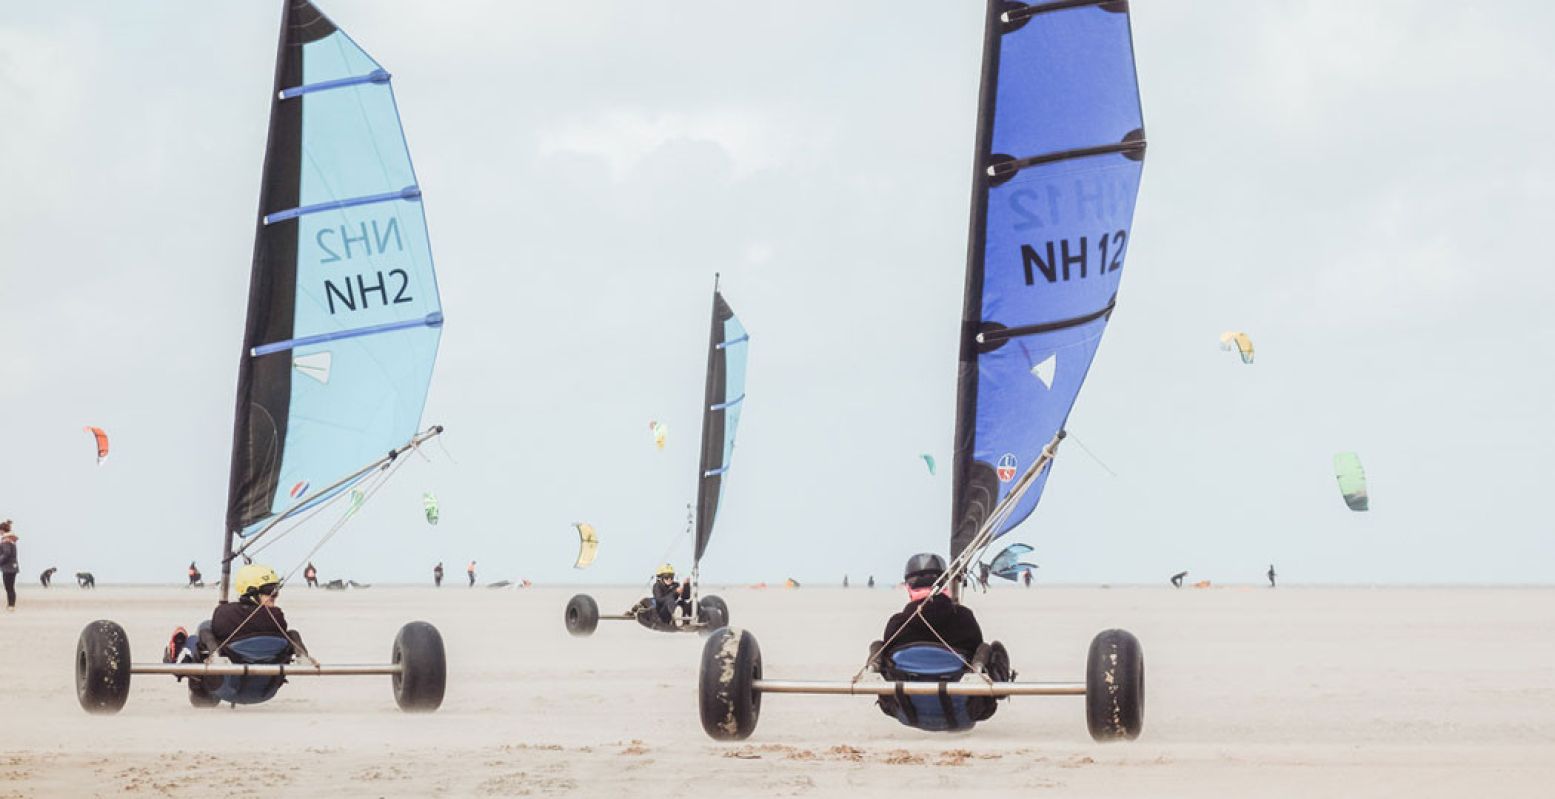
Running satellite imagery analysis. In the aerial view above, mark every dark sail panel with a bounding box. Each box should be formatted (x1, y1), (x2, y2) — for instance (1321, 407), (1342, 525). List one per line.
(227, 0), (443, 537)
(693, 288), (749, 562)
(951, 0), (1146, 557)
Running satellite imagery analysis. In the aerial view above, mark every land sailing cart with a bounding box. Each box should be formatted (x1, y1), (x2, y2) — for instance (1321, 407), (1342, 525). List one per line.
(565, 278), (747, 637)
(697, 0), (1150, 741)
(76, 0), (449, 714)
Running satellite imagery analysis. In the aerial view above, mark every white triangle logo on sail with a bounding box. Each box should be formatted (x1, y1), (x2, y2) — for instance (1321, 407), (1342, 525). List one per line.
(294, 351), (332, 384)
(1030, 353), (1056, 389)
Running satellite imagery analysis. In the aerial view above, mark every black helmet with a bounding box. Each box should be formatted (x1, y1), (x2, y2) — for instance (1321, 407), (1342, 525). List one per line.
(903, 553), (947, 587)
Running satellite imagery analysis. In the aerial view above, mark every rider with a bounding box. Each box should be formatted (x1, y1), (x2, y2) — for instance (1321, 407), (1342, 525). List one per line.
(650, 563), (692, 625)
(165, 563), (297, 662)
(881, 553), (983, 657)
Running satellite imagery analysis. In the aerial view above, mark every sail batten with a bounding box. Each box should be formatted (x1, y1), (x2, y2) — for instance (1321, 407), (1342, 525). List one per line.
(950, 0), (1146, 558)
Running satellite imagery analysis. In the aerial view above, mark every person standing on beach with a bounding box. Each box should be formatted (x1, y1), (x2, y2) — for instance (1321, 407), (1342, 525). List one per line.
(304, 562), (318, 588)
(1022, 569), (1033, 589)
(1266, 564), (1277, 588)
(0, 521), (18, 611)
(187, 562), (203, 587)
(1171, 571), (1187, 588)
(467, 561), (476, 587)
(433, 562), (444, 587)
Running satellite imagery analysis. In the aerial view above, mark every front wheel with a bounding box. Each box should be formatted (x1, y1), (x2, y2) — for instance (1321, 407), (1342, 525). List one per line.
(698, 594), (729, 630)
(392, 621), (446, 712)
(1085, 628), (1144, 741)
(76, 620), (131, 714)
(698, 627), (762, 740)
(564, 594), (599, 637)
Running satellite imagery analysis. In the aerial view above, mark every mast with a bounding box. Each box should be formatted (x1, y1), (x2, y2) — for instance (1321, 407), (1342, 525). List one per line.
(950, 1), (1011, 566)
(224, 0), (328, 601)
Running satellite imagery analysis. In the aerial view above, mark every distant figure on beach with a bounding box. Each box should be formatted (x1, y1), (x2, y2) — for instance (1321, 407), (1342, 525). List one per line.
(433, 562), (444, 587)
(1022, 569), (1033, 588)
(304, 562), (318, 588)
(1267, 564), (1277, 588)
(467, 561), (476, 587)
(867, 575), (875, 589)
(76, 571), (95, 589)
(187, 561), (203, 587)
(843, 575), (849, 588)
(346, 580), (370, 589)
(40, 567), (57, 588)
(324, 579), (346, 590)
(1, 521), (19, 611)
(976, 562), (991, 590)
(488, 580), (512, 589)
(1171, 571), (1188, 588)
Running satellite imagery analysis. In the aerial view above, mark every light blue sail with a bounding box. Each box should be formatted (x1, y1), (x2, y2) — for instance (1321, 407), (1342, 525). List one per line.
(245, 14), (441, 533)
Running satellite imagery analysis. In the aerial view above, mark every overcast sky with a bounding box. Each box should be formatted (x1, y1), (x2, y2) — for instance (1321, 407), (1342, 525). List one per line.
(2, 1), (1551, 585)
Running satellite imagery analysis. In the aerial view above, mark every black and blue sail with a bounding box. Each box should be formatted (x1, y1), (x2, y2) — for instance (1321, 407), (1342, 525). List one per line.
(951, 0), (1146, 557)
(227, 0), (443, 539)
(693, 285), (749, 563)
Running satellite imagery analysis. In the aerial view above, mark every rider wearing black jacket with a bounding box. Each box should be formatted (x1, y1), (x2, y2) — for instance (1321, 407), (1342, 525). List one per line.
(882, 553), (984, 657)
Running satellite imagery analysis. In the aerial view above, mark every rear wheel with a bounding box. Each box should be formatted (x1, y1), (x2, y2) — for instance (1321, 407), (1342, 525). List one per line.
(76, 620), (131, 714)
(565, 594), (599, 637)
(698, 627), (761, 740)
(1085, 628), (1144, 741)
(392, 621), (446, 712)
(698, 594), (729, 630)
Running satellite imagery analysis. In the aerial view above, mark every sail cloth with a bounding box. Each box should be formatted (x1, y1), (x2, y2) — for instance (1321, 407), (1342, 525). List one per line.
(227, 0), (443, 537)
(987, 542), (1038, 581)
(82, 426), (110, 465)
(573, 523), (599, 569)
(950, 1), (1147, 557)
(693, 287), (749, 563)
(1333, 452), (1369, 511)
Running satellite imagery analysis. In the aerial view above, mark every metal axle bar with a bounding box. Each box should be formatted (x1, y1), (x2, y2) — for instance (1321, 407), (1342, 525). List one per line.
(751, 679), (1085, 697)
(131, 662), (400, 677)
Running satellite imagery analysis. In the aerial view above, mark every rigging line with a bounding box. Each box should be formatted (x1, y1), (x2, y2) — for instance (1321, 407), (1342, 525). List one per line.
(655, 503), (694, 566)
(244, 477), (365, 560)
(275, 454), (411, 592)
(1066, 431), (1117, 478)
(435, 434), (459, 465)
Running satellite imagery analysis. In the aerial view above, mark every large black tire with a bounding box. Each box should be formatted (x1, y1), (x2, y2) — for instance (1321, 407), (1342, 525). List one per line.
(698, 627), (762, 740)
(698, 594), (730, 630)
(392, 621), (446, 712)
(564, 594), (599, 637)
(1086, 628), (1144, 741)
(76, 620), (131, 714)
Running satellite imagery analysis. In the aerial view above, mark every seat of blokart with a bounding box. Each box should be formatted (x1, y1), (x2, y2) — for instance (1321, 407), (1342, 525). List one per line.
(194, 633), (295, 705)
(880, 644), (981, 732)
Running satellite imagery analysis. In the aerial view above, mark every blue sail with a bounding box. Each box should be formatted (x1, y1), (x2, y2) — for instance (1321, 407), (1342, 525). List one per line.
(950, 1), (1145, 556)
(693, 286), (749, 563)
(227, 0), (442, 537)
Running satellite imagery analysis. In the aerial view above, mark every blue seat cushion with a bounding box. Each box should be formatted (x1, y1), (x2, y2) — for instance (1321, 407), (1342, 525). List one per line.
(884, 645), (975, 732)
(209, 635), (292, 705)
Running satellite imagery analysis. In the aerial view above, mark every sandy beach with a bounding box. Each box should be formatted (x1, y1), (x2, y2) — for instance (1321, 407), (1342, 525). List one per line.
(0, 584), (1550, 797)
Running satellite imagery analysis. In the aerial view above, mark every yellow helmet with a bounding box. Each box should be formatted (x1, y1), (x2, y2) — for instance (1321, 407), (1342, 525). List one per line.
(234, 563), (281, 598)
(655, 563), (676, 577)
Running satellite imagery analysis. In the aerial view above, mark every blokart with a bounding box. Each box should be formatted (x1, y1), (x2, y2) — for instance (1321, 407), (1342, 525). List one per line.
(697, 0), (1152, 742)
(564, 587), (729, 636)
(77, 0), (450, 715)
(697, 435), (1145, 741)
(565, 276), (747, 639)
